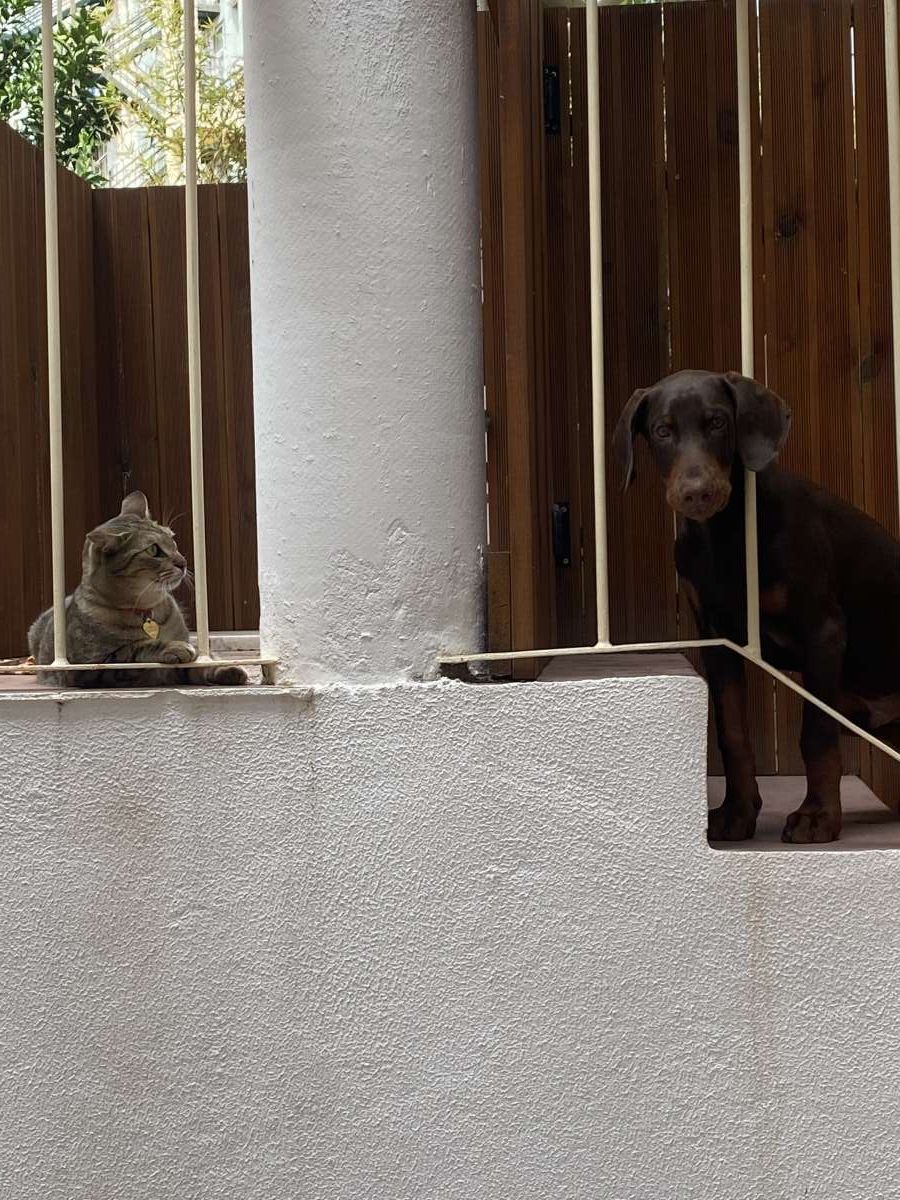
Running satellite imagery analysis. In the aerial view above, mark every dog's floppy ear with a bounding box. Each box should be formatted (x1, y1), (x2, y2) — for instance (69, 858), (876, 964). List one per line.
(613, 388), (649, 490)
(723, 372), (791, 471)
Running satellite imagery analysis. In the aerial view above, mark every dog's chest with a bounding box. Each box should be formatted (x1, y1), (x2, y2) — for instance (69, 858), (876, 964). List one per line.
(758, 583), (799, 654)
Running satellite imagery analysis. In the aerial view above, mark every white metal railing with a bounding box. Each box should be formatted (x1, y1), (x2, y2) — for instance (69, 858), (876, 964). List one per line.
(12, 0), (276, 683)
(440, 0), (900, 771)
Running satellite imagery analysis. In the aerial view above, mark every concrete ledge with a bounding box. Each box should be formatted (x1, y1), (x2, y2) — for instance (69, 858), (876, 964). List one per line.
(0, 672), (707, 1199)
(3, 672), (900, 1199)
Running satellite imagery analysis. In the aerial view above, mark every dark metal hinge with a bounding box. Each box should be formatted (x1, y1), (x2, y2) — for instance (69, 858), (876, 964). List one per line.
(552, 502), (571, 567)
(543, 64), (561, 135)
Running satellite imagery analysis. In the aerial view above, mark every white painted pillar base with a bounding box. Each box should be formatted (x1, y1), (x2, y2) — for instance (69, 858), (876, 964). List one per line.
(244, 3), (485, 684)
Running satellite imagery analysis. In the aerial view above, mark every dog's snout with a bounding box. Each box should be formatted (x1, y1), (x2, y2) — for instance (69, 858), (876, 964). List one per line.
(665, 465), (731, 521)
(681, 482), (713, 509)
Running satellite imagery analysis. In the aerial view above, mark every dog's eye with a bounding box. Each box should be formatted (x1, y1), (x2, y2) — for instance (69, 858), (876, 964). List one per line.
(653, 424), (673, 440)
(709, 413), (727, 431)
(146, 543), (162, 557)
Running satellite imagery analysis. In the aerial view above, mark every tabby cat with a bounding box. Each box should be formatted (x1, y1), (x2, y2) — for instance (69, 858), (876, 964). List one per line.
(28, 492), (247, 688)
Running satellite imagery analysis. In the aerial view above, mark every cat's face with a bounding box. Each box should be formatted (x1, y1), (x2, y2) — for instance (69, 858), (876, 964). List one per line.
(82, 492), (188, 604)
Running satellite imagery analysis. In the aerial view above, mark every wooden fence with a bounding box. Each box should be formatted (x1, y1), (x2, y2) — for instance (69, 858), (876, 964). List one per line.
(479, 0), (900, 804)
(0, 121), (258, 658)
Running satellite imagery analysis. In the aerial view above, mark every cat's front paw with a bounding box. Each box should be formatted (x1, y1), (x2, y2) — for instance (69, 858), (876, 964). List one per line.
(159, 640), (197, 665)
(208, 665), (247, 686)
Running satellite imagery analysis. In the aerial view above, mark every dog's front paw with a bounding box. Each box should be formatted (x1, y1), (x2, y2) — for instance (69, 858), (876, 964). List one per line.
(208, 665), (247, 686)
(708, 801), (759, 842)
(781, 805), (841, 844)
(159, 640), (197, 665)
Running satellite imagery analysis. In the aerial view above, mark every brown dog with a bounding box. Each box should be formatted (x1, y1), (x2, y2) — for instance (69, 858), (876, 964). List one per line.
(614, 368), (900, 843)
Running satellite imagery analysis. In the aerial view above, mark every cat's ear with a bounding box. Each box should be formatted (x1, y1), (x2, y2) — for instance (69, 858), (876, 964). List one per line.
(85, 526), (127, 555)
(120, 491), (149, 520)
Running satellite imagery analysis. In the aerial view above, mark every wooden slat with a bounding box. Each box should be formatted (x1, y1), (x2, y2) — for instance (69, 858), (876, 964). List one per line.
(28, 134), (52, 636)
(72, 164), (102, 543)
(91, 190), (125, 525)
(57, 162), (95, 592)
(759, 0), (860, 776)
(92, 188), (161, 515)
(542, 8), (586, 646)
(478, 9), (513, 671)
(855, 0), (900, 808)
(146, 186), (195, 624)
(196, 185), (234, 631)
(664, 0), (776, 775)
(145, 185), (258, 633)
(577, 5), (673, 645)
(486, 549), (512, 670)
(217, 184), (260, 631)
(666, 1), (741, 374)
(495, 0), (548, 677)
(529, 0), (553, 662)
(0, 125), (26, 657)
(496, 0), (537, 654)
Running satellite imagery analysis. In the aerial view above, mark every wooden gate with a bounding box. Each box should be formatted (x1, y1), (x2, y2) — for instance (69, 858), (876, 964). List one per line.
(0, 121), (258, 654)
(478, 0), (900, 802)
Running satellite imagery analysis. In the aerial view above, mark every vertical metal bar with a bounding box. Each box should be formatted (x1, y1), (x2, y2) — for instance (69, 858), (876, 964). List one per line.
(886, 0), (900, 531)
(42, 0), (67, 666)
(184, 0), (211, 660)
(736, 0), (760, 655)
(586, 0), (610, 646)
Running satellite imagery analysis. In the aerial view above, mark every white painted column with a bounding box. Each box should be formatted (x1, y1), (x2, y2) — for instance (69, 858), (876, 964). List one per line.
(244, 3), (485, 684)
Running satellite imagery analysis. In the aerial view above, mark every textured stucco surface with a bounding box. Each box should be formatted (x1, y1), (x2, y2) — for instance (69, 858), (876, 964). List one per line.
(3, 670), (900, 1198)
(244, 1), (485, 683)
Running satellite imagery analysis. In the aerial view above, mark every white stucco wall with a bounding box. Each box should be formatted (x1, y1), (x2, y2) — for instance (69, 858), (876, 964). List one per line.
(243, 2), (485, 683)
(3, 667), (899, 1199)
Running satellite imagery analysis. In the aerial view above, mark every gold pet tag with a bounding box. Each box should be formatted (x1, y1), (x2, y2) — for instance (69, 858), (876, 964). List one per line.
(142, 618), (160, 640)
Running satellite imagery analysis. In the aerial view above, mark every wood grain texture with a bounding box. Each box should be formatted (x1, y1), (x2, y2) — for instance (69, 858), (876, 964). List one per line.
(0, 124), (98, 655)
(855, 0), (900, 806)
(482, 1), (900, 788)
(758, 0), (861, 775)
(542, 8), (586, 646)
(217, 185), (259, 631)
(664, 0), (775, 774)
(478, 10), (514, 674)
(493, 0), (550, 678)
(592, 5), (675, 646)
(1, 123), (259, 650)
